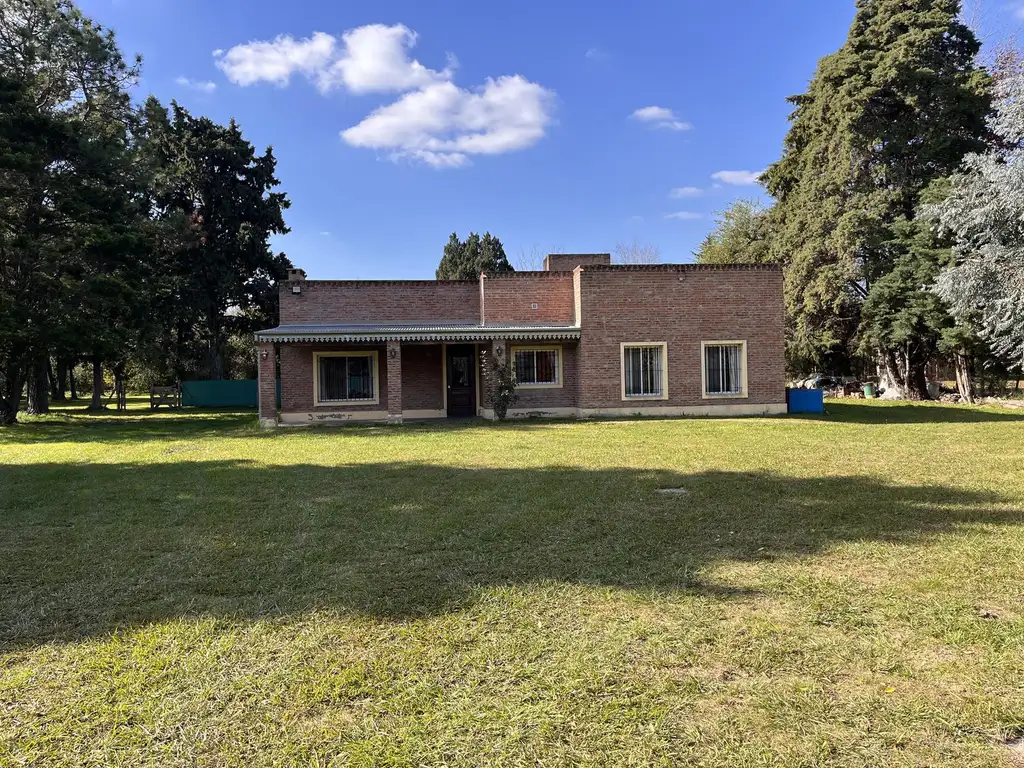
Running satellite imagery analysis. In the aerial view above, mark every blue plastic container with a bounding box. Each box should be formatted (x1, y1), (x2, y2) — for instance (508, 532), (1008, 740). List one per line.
(788, 388), (825, 414)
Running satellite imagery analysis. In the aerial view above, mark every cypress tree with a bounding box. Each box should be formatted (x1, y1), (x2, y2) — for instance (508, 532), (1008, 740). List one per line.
(436, 232), (513, 280)
(762, 0), (990, 395)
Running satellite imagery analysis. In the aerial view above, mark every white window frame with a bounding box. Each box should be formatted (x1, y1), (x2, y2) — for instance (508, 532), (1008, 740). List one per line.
(313, 350), (380, 406)
(511, 345), (563, 389)
(701, 340), (748, 399)
(620, 342), (669, 401)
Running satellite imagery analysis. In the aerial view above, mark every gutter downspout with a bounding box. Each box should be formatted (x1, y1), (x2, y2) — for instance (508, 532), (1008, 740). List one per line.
(479, 272), (487, 327)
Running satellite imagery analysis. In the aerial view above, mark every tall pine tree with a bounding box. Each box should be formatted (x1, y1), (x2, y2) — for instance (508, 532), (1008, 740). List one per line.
(762, 0), (990, 396)
(139, 99), (292, 380)
(436, 232), (513, 280)
(0, 0), (142, 421)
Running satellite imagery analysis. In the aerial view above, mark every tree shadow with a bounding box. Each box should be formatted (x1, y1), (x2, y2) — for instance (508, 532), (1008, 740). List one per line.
(1, 460), (1018, 650)
(811, 401), (1024, 424)
(0, 411), (580, 445)
(0, 410), (259, 444)
(5, 399), (1023, 447)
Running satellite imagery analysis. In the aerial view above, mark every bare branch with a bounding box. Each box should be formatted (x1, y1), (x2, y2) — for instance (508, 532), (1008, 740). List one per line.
(613, 240), (661, 265)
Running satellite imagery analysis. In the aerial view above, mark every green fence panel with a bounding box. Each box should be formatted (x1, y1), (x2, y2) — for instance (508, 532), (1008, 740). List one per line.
(181, 380), (256, 407)
(181, 380), (281, 408)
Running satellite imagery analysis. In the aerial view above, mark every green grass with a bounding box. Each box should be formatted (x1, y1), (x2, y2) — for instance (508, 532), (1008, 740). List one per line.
(1, 399), (1023, 767)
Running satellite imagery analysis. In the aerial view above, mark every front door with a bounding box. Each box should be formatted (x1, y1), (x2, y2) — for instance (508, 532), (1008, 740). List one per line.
(446, 344), (476, 418)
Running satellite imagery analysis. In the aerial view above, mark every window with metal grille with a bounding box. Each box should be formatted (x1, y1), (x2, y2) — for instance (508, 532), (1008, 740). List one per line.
(703, 343), (745, 396)
(623, 344), (665, 398)
(513, 348), (559, 386)
(318, 354), (376, 402)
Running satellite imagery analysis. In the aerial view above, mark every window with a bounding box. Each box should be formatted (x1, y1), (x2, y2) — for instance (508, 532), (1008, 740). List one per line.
(315, 352), (379, 405)
(621, 343), (667, 400)
(702, 342), (747, 397)
(512, 347), (561, 387)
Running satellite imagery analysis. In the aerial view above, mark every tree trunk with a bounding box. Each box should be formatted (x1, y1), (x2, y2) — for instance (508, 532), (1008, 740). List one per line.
(878, 351), (908, 399)
(88, 355), (105, 411)
(208, 311), (227, 381)
(209, 345), (225, 381)
(905, 360), (929, 401)
(113, 362), (127, 411)
(47, 358), (58, 400)
(68, 359), (78, 400)
(53, 359), (68, 402)
(954, 351), (975, 404)
(878, 349), (929, 400)
(26, 355), (49, 415)
(0, 366), (24, 425)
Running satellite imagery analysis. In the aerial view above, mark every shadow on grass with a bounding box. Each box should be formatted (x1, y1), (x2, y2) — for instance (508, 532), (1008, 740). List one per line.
(0, 409), (260, 444)
(6, 400), (1024, 447)
(813, 401), (1024, 424)
(1, 460), (1019, 649)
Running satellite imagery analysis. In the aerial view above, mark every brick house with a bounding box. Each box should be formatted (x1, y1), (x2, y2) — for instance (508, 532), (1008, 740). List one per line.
(255, 254), (787, 426)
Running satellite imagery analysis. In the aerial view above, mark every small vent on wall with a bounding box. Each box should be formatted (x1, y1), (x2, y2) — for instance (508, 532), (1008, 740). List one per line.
(531, 303), (539, 310)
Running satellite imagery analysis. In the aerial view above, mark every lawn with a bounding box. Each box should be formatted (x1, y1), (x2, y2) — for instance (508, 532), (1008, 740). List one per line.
(1, 400), (1023, 767)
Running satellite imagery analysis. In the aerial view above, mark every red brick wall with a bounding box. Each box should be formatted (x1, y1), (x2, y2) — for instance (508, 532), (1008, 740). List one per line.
(280, 344), (389, 413)
(279, 342), (446, 414)
(544, 254), (611, 272)
(280, 281), (480, 325)
(510, 343), (578, 410)
(576, 266), (785, 409)
(271, 265), (785, 417)
(401, 344), (444, 410)
(482, 273), (575, 325)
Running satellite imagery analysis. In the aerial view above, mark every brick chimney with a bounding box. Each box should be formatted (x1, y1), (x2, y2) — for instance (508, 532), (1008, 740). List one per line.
(544, 253), (612, 272)
(287, 268), (307, 281)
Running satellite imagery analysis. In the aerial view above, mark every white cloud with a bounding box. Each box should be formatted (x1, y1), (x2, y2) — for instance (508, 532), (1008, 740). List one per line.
(669, 186), (703, 198)
(585, 47), (608, 61)
(665, 211), (703, 221)
(341, 76), (555, 167)
(176, 76), (216, 93)
(215, 32), (337, 88)
(711, 169), (764, 185)
(320, 24), (454, 93)
(214, 24), (452, 94)
(218, 23), (554, 168)
(631, 105), (690, 131)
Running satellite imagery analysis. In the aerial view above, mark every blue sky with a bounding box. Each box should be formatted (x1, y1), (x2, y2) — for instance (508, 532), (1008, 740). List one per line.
(81, 0), (1020, 279)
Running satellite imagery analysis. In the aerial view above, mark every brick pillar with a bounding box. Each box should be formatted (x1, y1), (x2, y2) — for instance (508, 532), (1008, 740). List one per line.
(257, 341), (278, 428)
(386, 340), (402, 424)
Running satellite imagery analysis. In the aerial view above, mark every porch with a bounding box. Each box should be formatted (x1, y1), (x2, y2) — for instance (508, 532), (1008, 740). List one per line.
(255, 324), (581, 426)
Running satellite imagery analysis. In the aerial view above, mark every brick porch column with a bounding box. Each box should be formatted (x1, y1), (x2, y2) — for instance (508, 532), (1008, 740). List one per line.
(386, 340), (402, 424)
(257, 341), (278, 428)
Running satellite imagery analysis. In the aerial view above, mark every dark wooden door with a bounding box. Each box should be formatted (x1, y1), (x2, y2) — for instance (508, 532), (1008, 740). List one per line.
(446, 345), (476, 417)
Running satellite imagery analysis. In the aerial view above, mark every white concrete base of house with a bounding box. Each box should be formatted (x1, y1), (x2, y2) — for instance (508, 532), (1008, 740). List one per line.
(269, 402), (788, 426)
(477, 403), (788, 420)
(577, 403), (788, 419)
